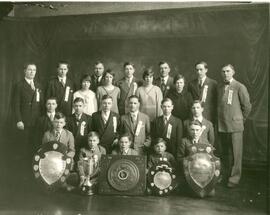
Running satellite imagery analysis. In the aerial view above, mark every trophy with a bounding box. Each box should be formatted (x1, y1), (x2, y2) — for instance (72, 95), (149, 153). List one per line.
(81, 153), (98, 195)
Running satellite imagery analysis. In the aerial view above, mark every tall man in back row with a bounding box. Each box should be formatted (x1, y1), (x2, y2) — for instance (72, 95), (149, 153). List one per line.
(188, 61), (217, 124)
(46, 61), (75, 116)
(218, 64), (251, 188)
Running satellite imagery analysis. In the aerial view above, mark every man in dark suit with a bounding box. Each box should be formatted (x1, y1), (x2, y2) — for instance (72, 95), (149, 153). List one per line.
(66, 97), (92, 161)
(35, 97), (58, 148)
(183, 100), (215, 146)
(46, 61), (75, 117)
(119, 95), (151, 155)
(117, 62), (142, 115)
(154, 61), (174, 97)
(92, 95), (120, 153)
(218, 64), (251, 188)
(187, 61), (217, 124)
(151, 98), (182, 158)
(90, 61), (104, 92)
(14, 63), (43, 159)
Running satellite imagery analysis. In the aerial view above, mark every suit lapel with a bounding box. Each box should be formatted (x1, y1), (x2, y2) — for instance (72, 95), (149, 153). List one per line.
(127, 113), (135, 134)
(98, 111), (105, 131)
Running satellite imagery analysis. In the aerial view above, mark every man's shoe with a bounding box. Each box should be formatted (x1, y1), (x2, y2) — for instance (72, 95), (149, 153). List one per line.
(227, 182), (238, 188)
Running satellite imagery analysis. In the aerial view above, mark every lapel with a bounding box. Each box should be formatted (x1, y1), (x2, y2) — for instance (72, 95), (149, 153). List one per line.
(23, 79), (35, 101)
(127, 113), (136, 134)
(97, 111), (106, 131)
(104, 111), (112, 130)
(157, 116), (166, 136)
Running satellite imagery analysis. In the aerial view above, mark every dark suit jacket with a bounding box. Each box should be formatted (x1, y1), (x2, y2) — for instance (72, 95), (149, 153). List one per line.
(14, 79), (43, 127)
(117, 77), (142, 115)
(154, 76), (174, 97)
(217, 79), (251, 133)
(187, 77), (217, 123)
(120, 112), (151, 151)
(92, 111), (120, 153)
(167, 88), (193, 121)
(90, 74), (103, 93)
(111, 148), (138, 155)
(151, 115), (183, 158)
(35, 114), (53, 146)
(183, 118), (215, 145)
(46, 77), (75, 116)
(148, 152), (176, 169)
(66, 113), (92, 150)
(177, 137), (210, 162)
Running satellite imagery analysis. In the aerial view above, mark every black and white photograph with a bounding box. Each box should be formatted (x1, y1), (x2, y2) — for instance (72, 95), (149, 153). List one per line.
(0, 1), (268, 214)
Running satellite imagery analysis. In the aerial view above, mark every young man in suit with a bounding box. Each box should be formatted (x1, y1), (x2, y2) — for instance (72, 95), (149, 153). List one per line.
(183, 100), (215, 146)
(155, 61), (174, 97)
(218, 64), (251, 188)
(187, 61), (218, 124)
(117, 62), (141, 115)
(119, 95), (151, 155)
(42, 112), (75, 158)
(111, 133), (138, 155)
(35, 97), (58, 148)
(46, 61), (75, 116)
(151, 98), (183, 158)
(66, 97), (92, 161)
(90, 61), (104, 92)
(14, 63), (43, 160)
(92, 95), (120, 153)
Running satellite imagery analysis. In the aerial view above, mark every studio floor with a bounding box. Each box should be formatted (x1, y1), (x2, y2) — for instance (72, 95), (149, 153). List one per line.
(0, 131), (268, 215)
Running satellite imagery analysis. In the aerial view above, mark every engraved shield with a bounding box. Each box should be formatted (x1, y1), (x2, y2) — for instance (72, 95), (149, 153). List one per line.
(33, 141), (73, 190)
(183, 144), (221, 198)
(148, 157), (177, 196)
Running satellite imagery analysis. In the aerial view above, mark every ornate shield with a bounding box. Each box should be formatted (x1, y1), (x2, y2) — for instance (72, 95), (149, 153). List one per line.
(183, 144), (221, 198)
(99, 155), (146, 195)
(147, 157), (177, 196)
(32, 141), (73, 190)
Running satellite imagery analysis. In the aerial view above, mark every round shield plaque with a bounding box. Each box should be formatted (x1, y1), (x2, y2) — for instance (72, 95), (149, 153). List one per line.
(107, 159), (140, 191)
(32, 141), (73, 190)
(147, 158), (177, 196)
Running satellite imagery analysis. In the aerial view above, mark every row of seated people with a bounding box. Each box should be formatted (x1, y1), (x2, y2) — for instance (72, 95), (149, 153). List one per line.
(40, 110), (209, 195)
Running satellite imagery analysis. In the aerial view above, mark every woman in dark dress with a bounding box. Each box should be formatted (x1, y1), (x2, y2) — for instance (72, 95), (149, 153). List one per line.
(167, 74), (193, 121)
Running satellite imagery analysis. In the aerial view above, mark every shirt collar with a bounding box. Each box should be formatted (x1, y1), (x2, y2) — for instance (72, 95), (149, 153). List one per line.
(130, 110), (139, 118)
(25, 78), (33, 84)
(162, 76), (169, 84)
(199, 76), (207, 85)
(102, 110), (110, 118)
(193, 116), (203, 123)
(75, 113), (82, 120)
(163, 114), (171, 121)
(47, 111), (55, 116)
(58, 76), (66, 82)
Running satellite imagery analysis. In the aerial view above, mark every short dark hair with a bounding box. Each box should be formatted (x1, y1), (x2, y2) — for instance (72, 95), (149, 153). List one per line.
(189, 120), (202, 127)
(142, 68), (154, 80)
(173, 74), (185, 84)
(119, 133), (133, 142)
(73, 97), (84, 104)
(80, 74), (91, 87)
(222, 64), (235, 71)
(23, 62), (36, 70)
(101, 94), (113, 101)
(123, 62), (135, 68)
(46, 97), (57, 104)
(88, 131), (100, 139)
(191, 100), (204, 108)
(195, 61), (208, 69)
(158, 61), (169, 67)
(57, 61), (69, 69)
(94, 61), (104, 66)
(54, 112), (66, 121)
(128, 95), (140, 102)
(161, 98), (173, 105)
(153, 137), (167, 146)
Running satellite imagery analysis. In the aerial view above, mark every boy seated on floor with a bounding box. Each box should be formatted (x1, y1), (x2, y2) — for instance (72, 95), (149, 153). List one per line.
(178, 120), (215, 197)
(77, 131), (106, 195)
(111, 133), (138, 155)
(148, 138), (176, 170)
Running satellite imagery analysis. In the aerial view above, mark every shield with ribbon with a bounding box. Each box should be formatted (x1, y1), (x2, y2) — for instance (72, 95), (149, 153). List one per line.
(147, 157), (177, 196)
(32, 141), (73, 190)
(183, 143), (221, 198)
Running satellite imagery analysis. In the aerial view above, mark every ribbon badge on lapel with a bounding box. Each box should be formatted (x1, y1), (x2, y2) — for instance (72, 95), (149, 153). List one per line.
(80, 121), (86, 136)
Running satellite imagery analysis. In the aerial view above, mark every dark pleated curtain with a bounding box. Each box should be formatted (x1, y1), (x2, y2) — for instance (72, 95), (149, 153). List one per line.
(0, 5), (268, 164)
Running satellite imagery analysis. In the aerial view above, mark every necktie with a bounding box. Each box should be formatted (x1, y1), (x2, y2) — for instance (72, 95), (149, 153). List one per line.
(199, 79), (203, 88)
(30, 80), (35, 91)
(49, 113), (54, 121)
(164, 117), (168, 125)
(55, 131), (61, 141)
(131, 113), (136, 124)
(60, 78), (65, 87)
(161, 78), (166, 92)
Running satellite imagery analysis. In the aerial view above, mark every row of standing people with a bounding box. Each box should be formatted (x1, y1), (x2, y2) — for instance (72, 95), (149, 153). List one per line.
(14, 60), (251, 188)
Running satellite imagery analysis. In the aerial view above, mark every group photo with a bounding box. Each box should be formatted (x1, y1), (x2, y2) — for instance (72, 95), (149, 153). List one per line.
(0, 2), (268, 215)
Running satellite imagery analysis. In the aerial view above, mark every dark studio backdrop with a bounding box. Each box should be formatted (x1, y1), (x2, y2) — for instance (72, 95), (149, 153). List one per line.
(0, 4), (268, 166)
